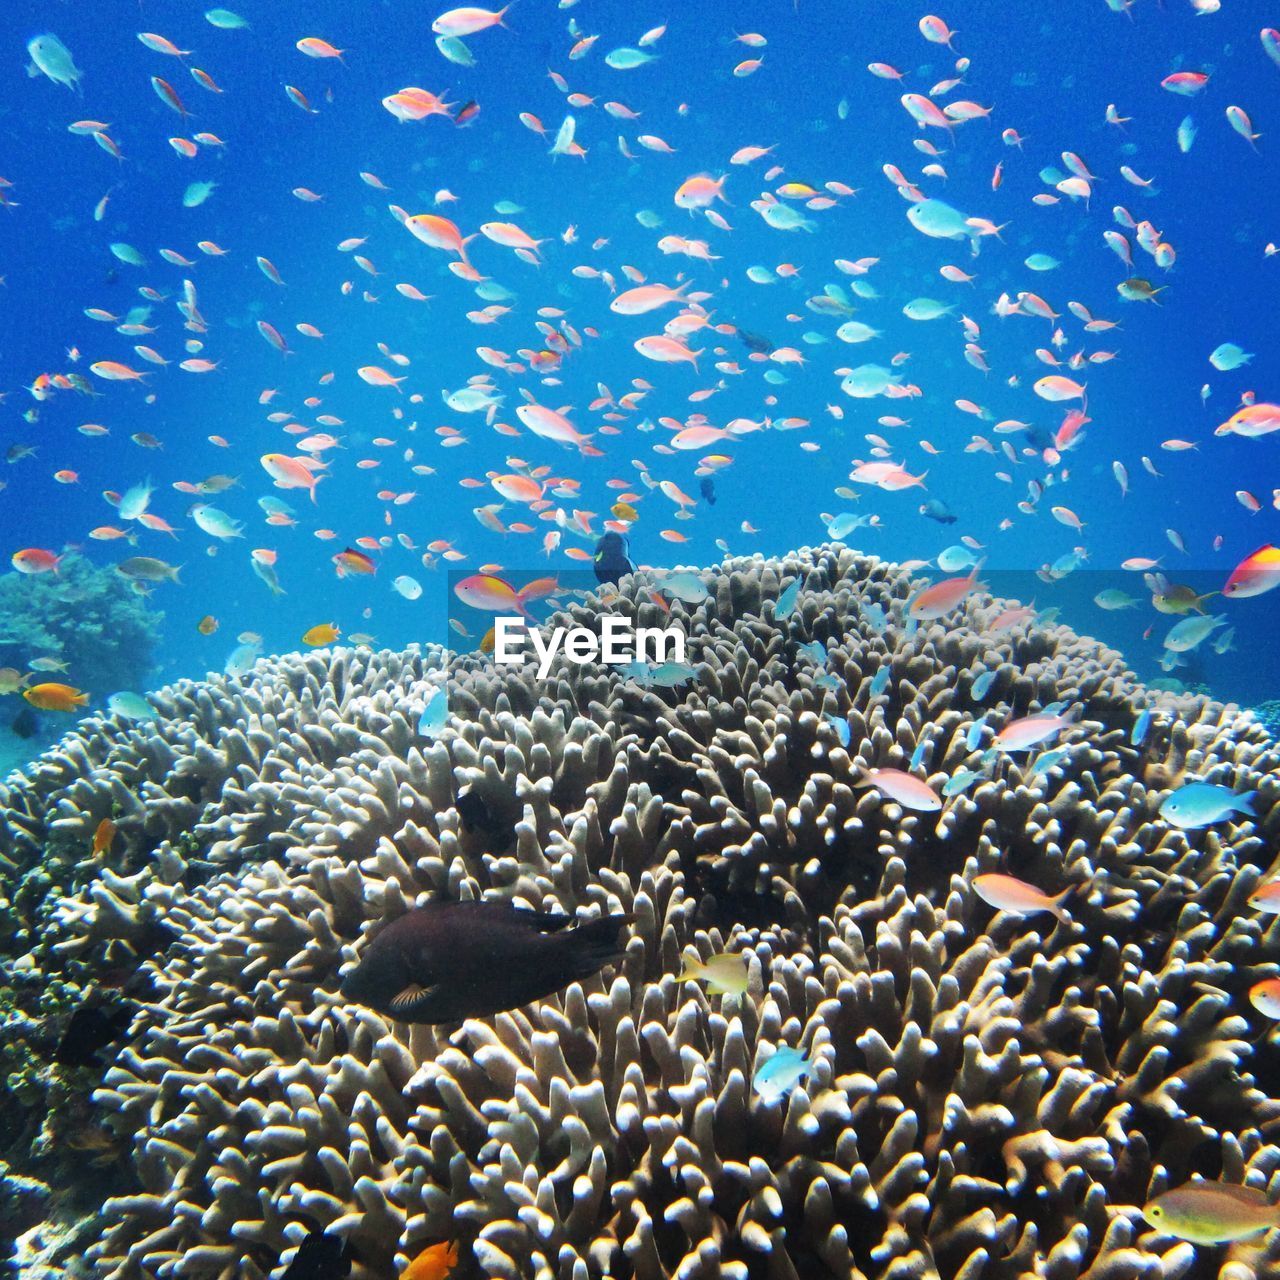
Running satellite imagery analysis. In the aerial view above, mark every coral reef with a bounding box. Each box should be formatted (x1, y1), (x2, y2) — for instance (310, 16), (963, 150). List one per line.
(0, 553), (162, 705)
(1251, 700), (1280, 738)
(1, 547), (1279, 1280)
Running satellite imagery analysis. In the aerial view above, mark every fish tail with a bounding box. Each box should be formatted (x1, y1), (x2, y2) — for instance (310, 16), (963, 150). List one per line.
(564, 913), (628, 975)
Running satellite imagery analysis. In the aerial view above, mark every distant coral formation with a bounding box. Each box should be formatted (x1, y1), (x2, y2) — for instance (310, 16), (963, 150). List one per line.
(0, 553), (162, 702)
(1, 547), (1278, 1280)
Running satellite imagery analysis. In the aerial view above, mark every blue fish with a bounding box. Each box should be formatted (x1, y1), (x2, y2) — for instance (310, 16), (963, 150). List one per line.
(862, 602), (888, 631)
(418, 689), (448, 739)
(826, 512), (867, 540)
(752, 1045), (814, 1103)
(823, 712), (851, 747)
(1160, 783), (1256, 829)
(777, 579), (801, 619)
(943, 768), (981, 797)
(909, 739), (928, 771)
(814, 673), (842, 691)
(966, 715), (986, 750)
(1131, 708), (1153, 747)
(869, 666), (891, 697)
(1030, 747), (1068, 776)
(1042, 700), (1070, 716)
(971, 670), (996, 700)
(799, 640), (827, 664)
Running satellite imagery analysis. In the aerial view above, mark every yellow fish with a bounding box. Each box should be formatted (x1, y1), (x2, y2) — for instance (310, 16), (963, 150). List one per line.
(677, 952), (750, 996)
(1144, 1181), (1280, 1244)
(611, 501), (639, 522)
(301, 622), (341, 647)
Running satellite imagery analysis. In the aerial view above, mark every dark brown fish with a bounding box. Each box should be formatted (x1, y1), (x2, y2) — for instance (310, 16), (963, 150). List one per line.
(340, 900), (628, 1023)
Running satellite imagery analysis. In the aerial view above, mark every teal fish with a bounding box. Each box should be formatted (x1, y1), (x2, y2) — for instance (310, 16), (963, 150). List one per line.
(971, 670), (996, 700)
(107, 691), (156, 721)
(753, 1045), (814, 1103)
(658, 572), (709, 603)
(418, 689), (448, 739)
(1094, 588), (1138, 610)
(1160, 783), (1256, 829)
(869, 666), (891, 697)
(777, 580), (801, 619)
(1131, 708), (1153, 746)
(798, 640), (826, 663)
(205, 8), (249, 29)
(943, 769), (981, 797)
(823, 713), (851, 747)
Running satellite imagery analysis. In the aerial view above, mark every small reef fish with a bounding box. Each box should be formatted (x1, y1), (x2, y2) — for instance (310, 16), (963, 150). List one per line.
(302, 622), (341, 647)
(107, 691), (156, 721)
(1159, 782), (1256, 829)
(752, 1045), (814, 1104)
(23, 683), (88, 711)
(678, 952), (750, 996)
(91, 818), (116, 857)
(1250, 978), (1280, 1017)
(403, 1241), (459, 1280)
(1143, 1181), (1280, 1244)
(973, 874), (1070, 922)
(860, 767), (942, 812)
(995, 712), (1075, 753)
(340, 900), (628, 1023)
(418, 689), (449, 738)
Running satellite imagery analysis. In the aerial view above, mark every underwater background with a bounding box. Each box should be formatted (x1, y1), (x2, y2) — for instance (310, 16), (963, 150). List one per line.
(2, 0), (1279, 768)
(4, 1), (1280, 1278)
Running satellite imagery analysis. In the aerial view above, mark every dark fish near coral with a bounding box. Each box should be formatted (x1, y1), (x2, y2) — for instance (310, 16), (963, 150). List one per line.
(10, 706), (40, 739)
(593, 530), (635, 587)
(455, 785), (515, 849)
(281, 1226), (350, 1280)
(341, 899), (629, 1023)
(699, 476), (717, 505)
(53, 1001), (134, 1068)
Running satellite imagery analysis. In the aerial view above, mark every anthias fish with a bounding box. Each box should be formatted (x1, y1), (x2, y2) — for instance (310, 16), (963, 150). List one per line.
(341, 899), (629, 1023)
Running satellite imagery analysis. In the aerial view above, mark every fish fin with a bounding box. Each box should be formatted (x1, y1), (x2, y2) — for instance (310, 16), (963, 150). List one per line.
(518, 910), (574, 933)
(389, 983), (427, 1014)
(563, 913), (628, 972)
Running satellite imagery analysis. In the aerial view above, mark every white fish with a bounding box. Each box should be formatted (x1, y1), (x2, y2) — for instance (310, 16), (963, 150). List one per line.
(27, 34), (82, 92)
(1209, 342), (1253, 372)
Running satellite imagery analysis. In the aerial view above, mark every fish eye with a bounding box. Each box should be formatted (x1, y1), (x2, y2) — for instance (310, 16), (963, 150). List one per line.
(1148, 1206), (1162, 1218)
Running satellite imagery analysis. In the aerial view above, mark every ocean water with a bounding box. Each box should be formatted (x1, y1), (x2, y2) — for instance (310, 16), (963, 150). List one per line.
(3, 2), (1280, 1275)
(2, 0), (1278, 758)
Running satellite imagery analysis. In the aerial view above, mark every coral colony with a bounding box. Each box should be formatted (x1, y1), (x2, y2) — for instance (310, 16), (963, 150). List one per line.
(2, 548), (1280, 1278)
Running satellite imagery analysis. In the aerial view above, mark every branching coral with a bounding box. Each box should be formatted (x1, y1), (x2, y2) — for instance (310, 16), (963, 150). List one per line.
(2, 547), (1279, 1280)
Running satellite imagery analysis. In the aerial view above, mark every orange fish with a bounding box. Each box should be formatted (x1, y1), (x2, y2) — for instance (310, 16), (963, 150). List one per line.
(302, 622), (341, 647)
(403, 1241), (459, 1280)
(197, 615), (219, 635)
(24, 683), (90, 712)
(92, 818), (117, 857)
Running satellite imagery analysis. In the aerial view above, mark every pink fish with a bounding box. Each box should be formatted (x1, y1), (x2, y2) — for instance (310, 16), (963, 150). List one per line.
(973, 874), (1071, 922)
(861, 768), (941, 812)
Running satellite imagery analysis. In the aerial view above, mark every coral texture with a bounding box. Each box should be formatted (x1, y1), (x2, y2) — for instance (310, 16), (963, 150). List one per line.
(0, 553), (163, 703)
(2, 547), (1279, 1280)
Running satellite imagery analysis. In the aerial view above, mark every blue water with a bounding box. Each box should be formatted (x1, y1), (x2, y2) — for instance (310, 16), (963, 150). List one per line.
(3, 0), (1278, 748)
